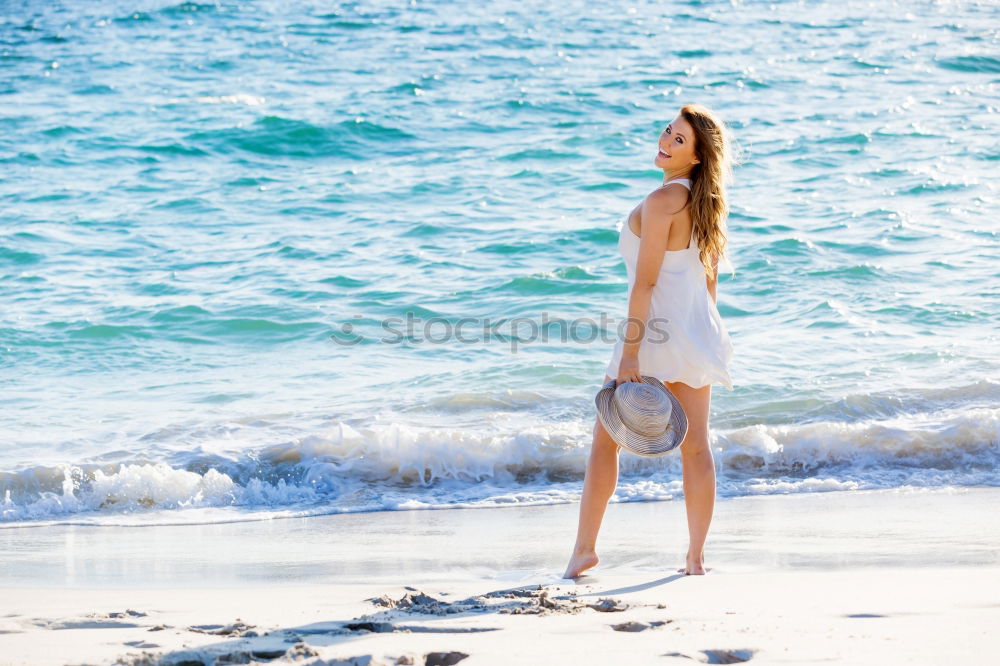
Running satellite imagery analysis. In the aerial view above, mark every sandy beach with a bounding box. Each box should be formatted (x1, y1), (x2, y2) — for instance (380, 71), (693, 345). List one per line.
(5, 2), (999, 665)
(2, 487), (998, 665)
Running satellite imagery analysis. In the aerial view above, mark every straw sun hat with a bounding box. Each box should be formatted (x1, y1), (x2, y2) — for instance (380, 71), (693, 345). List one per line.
(595, 376), (688, 456)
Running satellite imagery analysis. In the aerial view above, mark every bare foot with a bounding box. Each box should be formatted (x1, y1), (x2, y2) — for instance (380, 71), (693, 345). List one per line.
(677, 552), (707, 575)
(563, 552), (599, 579)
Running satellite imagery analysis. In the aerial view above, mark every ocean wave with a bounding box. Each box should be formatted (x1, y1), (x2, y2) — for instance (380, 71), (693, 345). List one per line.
(2, 404), (997, 527)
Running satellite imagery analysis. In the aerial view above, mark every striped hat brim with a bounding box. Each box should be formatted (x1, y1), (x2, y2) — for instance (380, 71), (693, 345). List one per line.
(594, 376), (688, 457)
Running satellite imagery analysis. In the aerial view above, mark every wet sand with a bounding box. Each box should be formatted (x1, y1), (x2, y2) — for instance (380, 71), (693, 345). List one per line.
(1, 487), (998, 665)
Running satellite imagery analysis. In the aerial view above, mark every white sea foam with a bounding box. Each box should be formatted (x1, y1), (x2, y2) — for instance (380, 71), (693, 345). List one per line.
(1, 405), (997, 527)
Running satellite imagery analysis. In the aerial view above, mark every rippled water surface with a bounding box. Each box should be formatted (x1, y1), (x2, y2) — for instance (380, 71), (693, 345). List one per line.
(1, 0), (998, 525)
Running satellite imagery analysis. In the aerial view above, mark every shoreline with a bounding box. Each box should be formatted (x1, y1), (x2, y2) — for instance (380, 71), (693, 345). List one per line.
(1, 488), (998, 664)
(2, 486), (997, 589)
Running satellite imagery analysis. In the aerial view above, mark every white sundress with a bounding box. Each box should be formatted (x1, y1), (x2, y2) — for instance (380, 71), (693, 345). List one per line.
(604, 178), (735, 391)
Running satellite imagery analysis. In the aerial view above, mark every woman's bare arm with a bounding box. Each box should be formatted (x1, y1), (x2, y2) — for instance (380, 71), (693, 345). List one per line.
(622, 186), (690, 358)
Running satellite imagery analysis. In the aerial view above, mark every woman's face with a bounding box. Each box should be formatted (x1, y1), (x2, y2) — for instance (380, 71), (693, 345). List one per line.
(653, 116), (699, 170)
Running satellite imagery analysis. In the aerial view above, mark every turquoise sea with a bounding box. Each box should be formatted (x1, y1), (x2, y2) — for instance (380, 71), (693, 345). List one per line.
(1, 0), (998, 526)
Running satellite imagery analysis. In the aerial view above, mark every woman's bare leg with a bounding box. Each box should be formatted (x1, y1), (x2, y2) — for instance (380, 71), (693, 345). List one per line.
(664, 380), (715, 575)
(563, 374), (621, 578)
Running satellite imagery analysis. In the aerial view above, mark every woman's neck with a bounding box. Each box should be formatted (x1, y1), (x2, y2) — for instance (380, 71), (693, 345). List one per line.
(662, 169), (692, 182)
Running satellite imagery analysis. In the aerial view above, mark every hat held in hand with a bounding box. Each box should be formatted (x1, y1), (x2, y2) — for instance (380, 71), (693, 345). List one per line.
(594, 376), (688, 456)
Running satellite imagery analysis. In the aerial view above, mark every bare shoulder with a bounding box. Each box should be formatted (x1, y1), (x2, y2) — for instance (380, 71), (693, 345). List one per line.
(642, 184), (690, 221)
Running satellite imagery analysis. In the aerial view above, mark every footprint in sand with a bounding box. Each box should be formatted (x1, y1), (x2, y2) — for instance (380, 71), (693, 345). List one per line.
(185, 619), (257, 636)
(586, 597), (628, 612)
(664, 648), (756, 664)
(611, 620), (671, 632)
(424, 652), (469, 666)
(42, 618), (145, 630)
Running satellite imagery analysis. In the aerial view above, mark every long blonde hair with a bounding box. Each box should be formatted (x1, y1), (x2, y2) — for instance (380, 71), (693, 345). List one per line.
(678, 103), (741, 279)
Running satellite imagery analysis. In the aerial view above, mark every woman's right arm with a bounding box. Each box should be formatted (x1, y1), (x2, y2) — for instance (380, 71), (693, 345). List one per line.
(619, 187), (689, 383)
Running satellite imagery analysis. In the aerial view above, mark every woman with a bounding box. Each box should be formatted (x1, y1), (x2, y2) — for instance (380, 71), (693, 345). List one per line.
(563, 103), (736, 579)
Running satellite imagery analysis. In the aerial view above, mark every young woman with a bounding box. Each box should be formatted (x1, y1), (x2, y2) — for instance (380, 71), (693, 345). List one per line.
(563, 103), (736, 579)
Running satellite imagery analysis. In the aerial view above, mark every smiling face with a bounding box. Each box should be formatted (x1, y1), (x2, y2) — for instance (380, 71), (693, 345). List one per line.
(653, 115), (699, 171)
